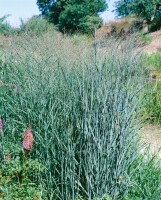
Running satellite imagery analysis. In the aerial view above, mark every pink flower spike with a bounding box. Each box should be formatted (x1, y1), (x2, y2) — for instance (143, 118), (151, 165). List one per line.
(0, 118), (2, 129)
(22, 124), (33, 151)
(5, 154), (10, 163)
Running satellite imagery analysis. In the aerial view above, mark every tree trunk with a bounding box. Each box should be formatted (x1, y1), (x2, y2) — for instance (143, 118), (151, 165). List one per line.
(142, 19), (149, 33)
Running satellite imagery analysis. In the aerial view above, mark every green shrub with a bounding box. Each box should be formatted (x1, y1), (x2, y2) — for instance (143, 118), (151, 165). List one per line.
(19, 16), (52, 35)
(0, 15), (18, 36)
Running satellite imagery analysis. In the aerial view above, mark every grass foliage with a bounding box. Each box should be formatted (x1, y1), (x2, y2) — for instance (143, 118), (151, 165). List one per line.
(141, 53), (161, 123)
(0, 27), (161, 199)
(124, 149), (161, 200)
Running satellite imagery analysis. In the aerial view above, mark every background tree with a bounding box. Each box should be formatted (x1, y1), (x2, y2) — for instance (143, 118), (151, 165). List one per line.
(37, 0), (108, 33)
(19, 16), (50, 35)
(115, 0), (161, 31)
(0, 15), (16, 36)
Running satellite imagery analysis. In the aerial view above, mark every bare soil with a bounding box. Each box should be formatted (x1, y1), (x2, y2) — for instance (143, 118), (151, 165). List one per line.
(141, 124), (161, 158)
(142, 30), (161, 54)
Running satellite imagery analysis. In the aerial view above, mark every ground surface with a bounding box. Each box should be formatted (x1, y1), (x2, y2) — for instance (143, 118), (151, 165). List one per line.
(142, 30), (161, 54)
(141, 124), (161, 158)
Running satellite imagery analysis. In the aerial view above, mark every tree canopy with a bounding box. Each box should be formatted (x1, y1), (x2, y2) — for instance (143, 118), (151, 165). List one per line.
(115, 0), (161, 31)
(37, 0), (108, 33)
(0, 15), (16, 36)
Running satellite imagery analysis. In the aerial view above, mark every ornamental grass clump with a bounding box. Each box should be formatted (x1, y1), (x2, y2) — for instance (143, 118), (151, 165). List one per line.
(0, 32), (146, 199)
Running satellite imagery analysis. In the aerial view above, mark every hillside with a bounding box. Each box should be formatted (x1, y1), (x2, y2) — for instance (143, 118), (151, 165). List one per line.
(141, 30), (161, 54)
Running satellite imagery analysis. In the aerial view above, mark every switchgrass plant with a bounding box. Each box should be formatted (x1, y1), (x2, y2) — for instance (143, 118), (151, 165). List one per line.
(0, 30), (147, 199)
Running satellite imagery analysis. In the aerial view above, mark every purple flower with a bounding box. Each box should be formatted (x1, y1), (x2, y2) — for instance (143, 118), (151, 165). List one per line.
(23, 124), (33, 151)
(0, 118), (2, 129)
